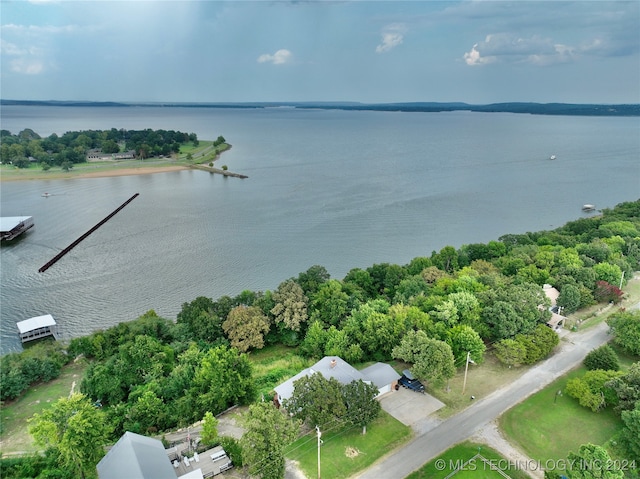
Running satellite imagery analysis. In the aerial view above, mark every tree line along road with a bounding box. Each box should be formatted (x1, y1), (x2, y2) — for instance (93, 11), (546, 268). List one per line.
(352, 320), (613, 479)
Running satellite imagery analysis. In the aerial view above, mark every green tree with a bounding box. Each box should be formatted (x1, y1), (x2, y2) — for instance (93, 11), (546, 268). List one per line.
(297, 265), (330, 297)
(480, 283), (551, 339)
(223, 305), (270, 352)
(300, 320), (328, 358)
(393, 331), (456, 384)
(309, 279), (349, 327)
(200, 411), (219, 446)
(241, 401), (299, 479)
(494, 338), (528, 368)
(283, 372), (346, 428)
(619, 401), (640, 461)
(447, 325), (486, 364)
(565, 369), (623, 412)
(176, 296), (225, 343)
(271, 279), (309, 334)
(342, 379), (381, 434)
(592, 262), (623, 287)
(125, 388), (166, 433)
(482, 301), (522, 339)
(28, 393), (111, 479)
(191, 345), (255, 419)
(606, 362), (640, 413)
(584, 345), (620, 371)
(515, 324), (560, 364)
(557, 284), (582, 314)
(566, 443), (624, 479)
(607, 310), (640, 356)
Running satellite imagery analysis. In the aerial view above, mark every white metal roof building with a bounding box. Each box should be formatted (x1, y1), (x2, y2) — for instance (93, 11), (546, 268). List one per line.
(0, 216), (34, 241)
(97, 432), (178, 479)
(16, 314), (58, 343)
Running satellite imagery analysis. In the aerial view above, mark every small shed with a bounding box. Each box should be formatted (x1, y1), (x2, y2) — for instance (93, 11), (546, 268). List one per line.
(16, 314), (58, 343)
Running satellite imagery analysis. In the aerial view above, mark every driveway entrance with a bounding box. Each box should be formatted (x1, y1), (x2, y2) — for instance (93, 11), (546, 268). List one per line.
(379, 387), (445, 433)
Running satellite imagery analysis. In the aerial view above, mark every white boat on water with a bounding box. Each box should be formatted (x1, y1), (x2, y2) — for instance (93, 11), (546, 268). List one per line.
(42, 192), (51, 197)
(582, 204), (596, 212)
(549, 155), (556, 160)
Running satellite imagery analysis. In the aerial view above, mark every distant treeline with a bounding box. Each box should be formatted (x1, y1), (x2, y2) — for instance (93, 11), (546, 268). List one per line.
(2, 99), (639, 116)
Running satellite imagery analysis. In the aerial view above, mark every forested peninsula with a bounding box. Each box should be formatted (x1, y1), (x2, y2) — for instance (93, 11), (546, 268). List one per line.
(0, 127), (233, 181)
(2, 99), (639, 116)
(1, 199), (639, 479)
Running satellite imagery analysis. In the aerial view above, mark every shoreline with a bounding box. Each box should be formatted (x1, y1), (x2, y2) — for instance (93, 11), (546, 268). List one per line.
(0, 143), (235, 182)
(0, 165), (191, 182)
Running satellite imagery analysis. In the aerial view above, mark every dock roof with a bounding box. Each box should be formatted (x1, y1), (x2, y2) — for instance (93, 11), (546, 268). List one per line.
(16, 314), (56, 334)
(0, 216), (32, 232)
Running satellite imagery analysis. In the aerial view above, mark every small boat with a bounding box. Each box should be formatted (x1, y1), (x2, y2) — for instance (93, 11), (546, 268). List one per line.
(582, 204), (596, 212)
(41, 192), (51, 197)
(549, 155), (556, 160)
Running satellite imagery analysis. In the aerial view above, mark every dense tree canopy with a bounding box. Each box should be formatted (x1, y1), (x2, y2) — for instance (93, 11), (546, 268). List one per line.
(0, 128), (202, 167)
(28, 393), (111, 479)
(607, 310), (640, 356)
(6, 198), (640, 477)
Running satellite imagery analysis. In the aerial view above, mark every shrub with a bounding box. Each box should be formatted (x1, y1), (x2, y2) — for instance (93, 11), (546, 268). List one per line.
(219, 436), (243, 467)
(584, 344), (620, 371)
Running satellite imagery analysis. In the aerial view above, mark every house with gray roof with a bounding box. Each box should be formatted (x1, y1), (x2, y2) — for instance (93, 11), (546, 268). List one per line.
(274, 356), (400, 402)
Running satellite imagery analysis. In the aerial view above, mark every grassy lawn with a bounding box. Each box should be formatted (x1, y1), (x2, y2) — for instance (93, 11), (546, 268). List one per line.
(430, 354), (534, 418)
(247, 344), (314, 399)
(406, 441), (531, 479)
(0, 359), (89, 454)
(499, 366), (623, 464)
(285, 411), (411, 479)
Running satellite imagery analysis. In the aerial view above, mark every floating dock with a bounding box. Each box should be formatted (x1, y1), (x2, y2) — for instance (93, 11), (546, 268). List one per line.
(17, 314), (59, 343)
(1, 216), (34, 241)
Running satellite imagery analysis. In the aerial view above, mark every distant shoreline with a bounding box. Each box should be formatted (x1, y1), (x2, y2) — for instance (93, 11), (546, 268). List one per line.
(2, 99), (639, 117)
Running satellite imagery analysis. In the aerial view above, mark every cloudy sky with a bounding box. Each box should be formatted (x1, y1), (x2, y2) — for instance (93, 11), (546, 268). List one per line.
(1, 1), (639, 104)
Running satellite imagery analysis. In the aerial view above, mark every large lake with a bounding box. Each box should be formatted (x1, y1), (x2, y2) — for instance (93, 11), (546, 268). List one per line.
(1, 105), (638, 354)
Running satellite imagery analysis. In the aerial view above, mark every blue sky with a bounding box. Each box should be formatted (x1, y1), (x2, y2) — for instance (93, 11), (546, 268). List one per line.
(1, 1), (639, 104)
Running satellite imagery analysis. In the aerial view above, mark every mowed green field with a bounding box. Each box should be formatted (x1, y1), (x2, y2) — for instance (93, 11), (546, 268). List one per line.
(406, 442), (531, 479)
(500, 366), (622, 464)
(285, 411), (411, 479)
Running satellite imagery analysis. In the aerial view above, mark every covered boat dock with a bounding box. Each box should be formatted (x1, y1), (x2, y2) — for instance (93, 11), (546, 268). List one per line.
(17, 314), (59, 343)
(1, 216), (34, 241)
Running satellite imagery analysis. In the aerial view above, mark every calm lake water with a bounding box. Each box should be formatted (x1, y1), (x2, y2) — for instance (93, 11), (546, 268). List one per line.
(1, 105), (639, 354)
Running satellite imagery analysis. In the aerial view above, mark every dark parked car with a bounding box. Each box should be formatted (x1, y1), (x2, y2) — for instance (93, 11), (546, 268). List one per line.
(397, 369), (425, 394)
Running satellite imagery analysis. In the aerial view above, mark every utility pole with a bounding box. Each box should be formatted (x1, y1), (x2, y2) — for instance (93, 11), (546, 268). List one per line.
(316, 425), (322, 479)
(462, 351), (476, 395)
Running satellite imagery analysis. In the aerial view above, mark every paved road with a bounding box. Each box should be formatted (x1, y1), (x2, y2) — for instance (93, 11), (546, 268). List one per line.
(352, 321), (612, 479)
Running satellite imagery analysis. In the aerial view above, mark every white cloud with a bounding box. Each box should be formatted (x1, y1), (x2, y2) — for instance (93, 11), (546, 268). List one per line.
(9, 58), (44, 74)
(376, 24), (406, 53)
(463, 33), (582, 66)
(464, 43), (495, 66)
(257, 49), (292, 65)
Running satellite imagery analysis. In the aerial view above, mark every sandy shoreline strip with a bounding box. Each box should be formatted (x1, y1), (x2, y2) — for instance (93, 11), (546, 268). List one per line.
(75, 165), (188, 178)
(1, 165), (189, 181)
